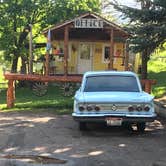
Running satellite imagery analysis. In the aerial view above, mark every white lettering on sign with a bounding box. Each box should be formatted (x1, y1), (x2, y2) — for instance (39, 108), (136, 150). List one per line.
(74, 18), (103, 28)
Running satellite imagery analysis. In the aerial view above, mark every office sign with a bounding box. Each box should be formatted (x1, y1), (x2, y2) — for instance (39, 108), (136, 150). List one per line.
(74, 18), (103, 28)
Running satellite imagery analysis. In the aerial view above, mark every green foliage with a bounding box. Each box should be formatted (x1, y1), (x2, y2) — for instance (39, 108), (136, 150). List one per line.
(46, 0), (101, 26)
(111, 0), (166, 79)
(0, 0), (101, 71)
(0, 0), (52, 71)
(112, 0), (166, 53)
(43, 0), (101, 32)
(0, 65), (7, 84)
(148, 48), (166, 98)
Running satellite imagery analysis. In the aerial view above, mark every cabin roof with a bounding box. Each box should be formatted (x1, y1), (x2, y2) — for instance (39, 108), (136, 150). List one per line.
(84, 71), (137, 77)
(42, 12), (129, 36)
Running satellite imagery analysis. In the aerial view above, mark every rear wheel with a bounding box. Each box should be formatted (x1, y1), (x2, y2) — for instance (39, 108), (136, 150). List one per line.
(79, 122), (87, 131)
(137, 122), (146, 132)
(122, 122), (133, 132)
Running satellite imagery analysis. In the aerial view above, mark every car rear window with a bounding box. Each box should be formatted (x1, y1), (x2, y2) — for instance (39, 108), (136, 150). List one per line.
(84, 75), (140, 92)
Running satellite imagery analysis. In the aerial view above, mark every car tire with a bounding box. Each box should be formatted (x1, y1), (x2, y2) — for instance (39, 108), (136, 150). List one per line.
(79, 122), (87, 131)
(123, 122), (133, 132)
(137, 122), (146, 132)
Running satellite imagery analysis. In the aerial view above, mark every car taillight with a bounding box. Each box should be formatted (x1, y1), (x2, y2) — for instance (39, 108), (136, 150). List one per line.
(87, 105), (93, 111)
(79, 106), (85, 111)
(136, 105), (143, 111)
(94, 105), (100, 111)
(144, 105), (150, 111)
(128, 105), (134, 112)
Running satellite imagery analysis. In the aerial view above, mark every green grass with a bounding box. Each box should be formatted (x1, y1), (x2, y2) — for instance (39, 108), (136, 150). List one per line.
(0, 66), (6, 82)
(0, 84), (74, 114)
(0, 66), (7, 89)
(148, 49), (166, 98)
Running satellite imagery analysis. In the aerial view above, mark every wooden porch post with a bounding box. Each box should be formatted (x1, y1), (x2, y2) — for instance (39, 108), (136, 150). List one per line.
(122, 42), (125, 66)
(124, 41), (129, 71)
(64, 26), (69, 76)
(108, 28), (114, 70)
(45, 53), (49, 76)
(7, 80), (15, 108)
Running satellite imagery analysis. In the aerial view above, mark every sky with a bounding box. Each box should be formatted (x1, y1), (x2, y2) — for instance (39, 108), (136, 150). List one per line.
(118, 0), (139, 7)
(102, 0), (140, 24)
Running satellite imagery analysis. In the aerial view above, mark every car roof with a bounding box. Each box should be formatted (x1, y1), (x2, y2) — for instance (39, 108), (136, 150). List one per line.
(84, 71), (138, 77)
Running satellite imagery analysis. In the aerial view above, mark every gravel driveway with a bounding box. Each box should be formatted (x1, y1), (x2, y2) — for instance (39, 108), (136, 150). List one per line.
(0, 111), (166, 166)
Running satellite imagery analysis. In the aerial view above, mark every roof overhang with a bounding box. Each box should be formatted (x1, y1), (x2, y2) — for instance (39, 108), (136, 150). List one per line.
(42, 12), (129, 37)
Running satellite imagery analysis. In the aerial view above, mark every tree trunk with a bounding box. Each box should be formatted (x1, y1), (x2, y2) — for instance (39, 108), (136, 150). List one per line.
(20, 56), (27, 74)
(11, 54), (18, 73)
(18, 56), (28, 87)
(141, 50), (148, 79)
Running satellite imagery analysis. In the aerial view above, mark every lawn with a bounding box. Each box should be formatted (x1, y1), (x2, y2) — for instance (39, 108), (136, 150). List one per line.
(0, 66), (7, 89)
(148, 49), (166, 98)
(0, 84), (74, 113)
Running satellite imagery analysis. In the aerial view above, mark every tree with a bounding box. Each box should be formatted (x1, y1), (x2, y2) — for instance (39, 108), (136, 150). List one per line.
(0, 0), (101, 73)
(110, 0), (166, 79)
(46, 0), (101, 26)
(0, 0), (53, 73)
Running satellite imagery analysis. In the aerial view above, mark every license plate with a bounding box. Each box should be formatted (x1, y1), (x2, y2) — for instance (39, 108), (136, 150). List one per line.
(106, 117), (122, 126)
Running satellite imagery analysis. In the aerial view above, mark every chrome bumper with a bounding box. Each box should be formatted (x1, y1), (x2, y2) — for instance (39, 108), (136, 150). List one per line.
(72, 113), (157, 122)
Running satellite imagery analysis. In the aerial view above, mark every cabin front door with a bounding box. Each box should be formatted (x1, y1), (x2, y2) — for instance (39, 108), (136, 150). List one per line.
(77, 43), (92, 74)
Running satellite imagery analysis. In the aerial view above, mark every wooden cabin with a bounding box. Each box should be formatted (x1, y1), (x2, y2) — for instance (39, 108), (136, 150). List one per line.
(43, 12), (134, 76)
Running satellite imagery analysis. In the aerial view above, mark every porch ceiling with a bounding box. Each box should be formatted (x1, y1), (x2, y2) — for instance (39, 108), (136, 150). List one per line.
(51, 27), (128, 42)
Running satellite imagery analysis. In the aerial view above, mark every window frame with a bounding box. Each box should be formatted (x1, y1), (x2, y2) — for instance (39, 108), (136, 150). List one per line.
(102, 44), (117, 63)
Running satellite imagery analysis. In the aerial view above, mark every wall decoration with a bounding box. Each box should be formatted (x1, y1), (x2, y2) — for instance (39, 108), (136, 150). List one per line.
(53, 42), (64, 57)
(115, 49), (122, 57)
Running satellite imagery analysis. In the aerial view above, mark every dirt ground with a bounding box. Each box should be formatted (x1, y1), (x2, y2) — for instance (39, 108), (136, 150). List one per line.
(0, 111), (166, 166)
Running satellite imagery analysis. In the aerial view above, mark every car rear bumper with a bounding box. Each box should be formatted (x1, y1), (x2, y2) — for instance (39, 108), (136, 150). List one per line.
(72, 113), (157, 123)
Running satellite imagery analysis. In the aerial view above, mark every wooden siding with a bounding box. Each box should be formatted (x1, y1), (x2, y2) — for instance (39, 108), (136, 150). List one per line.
(51, 41), (126, 74)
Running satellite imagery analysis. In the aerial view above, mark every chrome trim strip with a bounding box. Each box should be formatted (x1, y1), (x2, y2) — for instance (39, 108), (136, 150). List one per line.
(72, 113), (157, 118)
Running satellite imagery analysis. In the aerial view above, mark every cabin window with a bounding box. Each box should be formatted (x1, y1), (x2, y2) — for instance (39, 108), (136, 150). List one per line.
(102, 44), (110, 63)
(104, 46), (110, 60)
(102, 44), (118, 63)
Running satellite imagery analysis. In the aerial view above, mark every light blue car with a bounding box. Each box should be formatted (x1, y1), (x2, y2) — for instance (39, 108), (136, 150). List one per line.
(72, 71), (156, 132)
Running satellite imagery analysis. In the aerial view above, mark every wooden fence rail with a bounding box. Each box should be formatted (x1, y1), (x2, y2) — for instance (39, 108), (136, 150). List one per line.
(4, 73), (156, 108)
